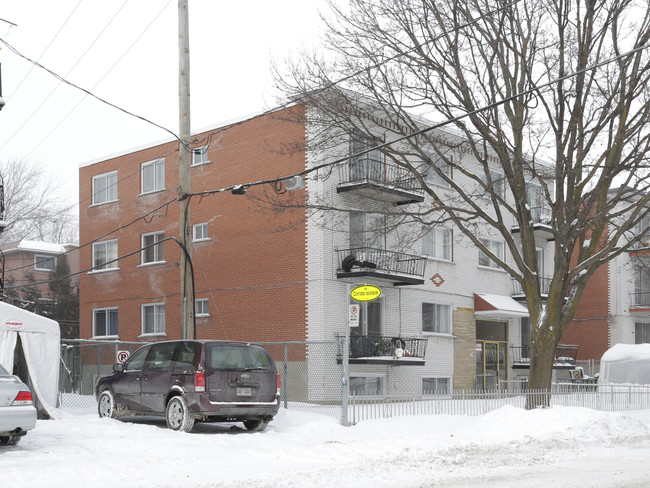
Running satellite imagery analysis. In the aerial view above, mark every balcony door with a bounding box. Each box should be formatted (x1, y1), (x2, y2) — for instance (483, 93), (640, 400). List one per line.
(349, 212), (385, 250)
(350, 133), (383, 182)
(634, 266), (650, 306)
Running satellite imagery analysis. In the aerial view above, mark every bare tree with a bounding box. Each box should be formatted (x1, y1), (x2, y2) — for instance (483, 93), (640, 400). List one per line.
(0, 158), (77, 244)
(276, 0), (650, 407)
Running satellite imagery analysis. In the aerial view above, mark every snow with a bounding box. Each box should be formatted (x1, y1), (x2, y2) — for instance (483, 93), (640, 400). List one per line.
(4, 405), (650, 487)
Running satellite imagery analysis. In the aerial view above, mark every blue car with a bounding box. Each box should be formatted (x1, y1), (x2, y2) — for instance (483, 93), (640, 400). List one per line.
(0, 363), (37, 446)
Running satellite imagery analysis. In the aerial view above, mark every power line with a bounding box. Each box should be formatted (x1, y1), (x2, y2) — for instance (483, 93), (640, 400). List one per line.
(0, 36), (185, 146)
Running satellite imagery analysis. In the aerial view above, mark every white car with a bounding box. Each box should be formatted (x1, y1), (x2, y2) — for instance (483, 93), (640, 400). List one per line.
(0, 363), (37, 445)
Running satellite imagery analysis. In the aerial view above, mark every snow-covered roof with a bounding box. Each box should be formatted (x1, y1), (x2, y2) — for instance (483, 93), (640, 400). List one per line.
(0, 239), (67, 255)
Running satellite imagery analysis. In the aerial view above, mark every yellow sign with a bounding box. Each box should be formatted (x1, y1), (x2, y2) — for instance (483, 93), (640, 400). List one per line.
(350, 284), (382, 302)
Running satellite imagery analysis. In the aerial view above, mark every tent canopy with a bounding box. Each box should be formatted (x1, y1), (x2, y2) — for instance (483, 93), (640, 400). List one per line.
(0, 301), (60, 418)
(599, 343), (650, 385)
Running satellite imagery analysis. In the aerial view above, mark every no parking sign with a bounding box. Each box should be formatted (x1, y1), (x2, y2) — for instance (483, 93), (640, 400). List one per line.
(116, 350), (130, 364)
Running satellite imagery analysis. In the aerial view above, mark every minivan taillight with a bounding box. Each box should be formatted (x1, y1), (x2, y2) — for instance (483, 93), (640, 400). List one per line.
(276, 374), (281, 394)
(12, 390), (33, 406)
(194, 372), (206, 392)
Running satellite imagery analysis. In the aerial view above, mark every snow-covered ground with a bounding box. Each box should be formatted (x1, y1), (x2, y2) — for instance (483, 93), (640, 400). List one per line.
(3, 405), (650, 488)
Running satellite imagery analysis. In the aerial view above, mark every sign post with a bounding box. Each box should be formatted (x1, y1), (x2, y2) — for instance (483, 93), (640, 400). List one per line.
(341, 284), (382, 426)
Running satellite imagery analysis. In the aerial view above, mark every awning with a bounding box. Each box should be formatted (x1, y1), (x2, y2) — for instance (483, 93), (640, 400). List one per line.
(474, 293), (529, 319)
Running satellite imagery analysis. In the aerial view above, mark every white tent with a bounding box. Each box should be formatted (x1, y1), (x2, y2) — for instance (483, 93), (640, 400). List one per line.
(599, 343), (650, 385)
(0, 301), (60, 418)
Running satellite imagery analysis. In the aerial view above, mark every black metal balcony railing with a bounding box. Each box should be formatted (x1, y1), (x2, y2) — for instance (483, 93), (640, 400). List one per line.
(336, 334), (427, 362)
(529, 205), (552, 226)
(336, 247), (427, 279)
(512, 276), (552, 296)
(630, 291), (650, 307)
(511, 344), (578, 367)
(338, 157), (425, 195)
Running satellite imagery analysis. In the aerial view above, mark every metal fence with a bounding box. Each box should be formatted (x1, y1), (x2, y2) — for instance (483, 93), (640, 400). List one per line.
(58, 339), (344, 419)
(349, 384), (650, 423)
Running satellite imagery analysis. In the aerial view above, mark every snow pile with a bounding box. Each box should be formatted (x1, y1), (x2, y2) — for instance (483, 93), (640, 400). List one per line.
(3, 406), (650, 488)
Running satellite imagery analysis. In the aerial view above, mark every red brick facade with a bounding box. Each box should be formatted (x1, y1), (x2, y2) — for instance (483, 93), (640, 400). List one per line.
(78, 107), (308, 344)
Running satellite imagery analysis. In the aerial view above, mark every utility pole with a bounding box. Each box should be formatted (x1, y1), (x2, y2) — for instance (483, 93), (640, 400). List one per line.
(178, 0), (194, 339)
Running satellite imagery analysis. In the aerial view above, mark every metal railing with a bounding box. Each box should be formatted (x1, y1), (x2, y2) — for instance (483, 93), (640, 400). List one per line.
(336, 247), (427, 278)
(629, 291), (650, 307)
(510, 344), (579, 366)
(336, 334), (427, 361)
(338, 157), (424, 195)
(512, 276), (552, 296)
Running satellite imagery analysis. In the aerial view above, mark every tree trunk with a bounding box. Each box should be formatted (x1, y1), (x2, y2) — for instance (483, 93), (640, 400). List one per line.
(525, 335), (558, 409)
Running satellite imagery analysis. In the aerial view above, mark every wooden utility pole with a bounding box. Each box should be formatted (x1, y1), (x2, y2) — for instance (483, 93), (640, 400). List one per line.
(178, 0), (194, 339)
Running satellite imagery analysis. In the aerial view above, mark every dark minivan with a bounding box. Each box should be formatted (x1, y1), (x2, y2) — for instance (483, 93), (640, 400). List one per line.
(95, 340), (280, 432)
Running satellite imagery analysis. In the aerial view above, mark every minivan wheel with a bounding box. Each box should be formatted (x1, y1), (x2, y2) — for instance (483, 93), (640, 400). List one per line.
(0, 435), (20, 445)
(243, 419), (269, 432)
(98, 390), (117, 419)
(165, 396), (195, 432)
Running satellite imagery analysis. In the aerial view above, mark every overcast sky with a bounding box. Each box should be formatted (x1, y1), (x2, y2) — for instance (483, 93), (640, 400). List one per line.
(0, 0), (324, 214)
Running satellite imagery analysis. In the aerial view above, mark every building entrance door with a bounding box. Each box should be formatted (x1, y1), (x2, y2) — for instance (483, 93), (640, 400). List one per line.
(476, 340), (508, 391)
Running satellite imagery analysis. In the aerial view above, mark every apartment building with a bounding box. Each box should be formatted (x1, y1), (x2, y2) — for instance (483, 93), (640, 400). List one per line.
(79, 104), (562, 397)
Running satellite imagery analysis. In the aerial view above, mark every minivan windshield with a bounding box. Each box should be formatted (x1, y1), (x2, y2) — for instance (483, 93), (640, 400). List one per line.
(205, 344), (272, 371)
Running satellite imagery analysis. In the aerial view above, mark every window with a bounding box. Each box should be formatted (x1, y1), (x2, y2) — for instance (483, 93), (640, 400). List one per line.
(423, 227), (451, 260)
(349, 375), (384, 396)
(482, 168), (505, 198)
(93, 308), (118, 337)
(92, 171), (118, 205)
(142, 303), (165, 335)
(92, 240), (118, 271)
(422, 302), (452, 334)
(349, 132), (383, 181)
(123, 345), (151, 371)
(192, 146), (209, 165)
(146, 342), (177, 371)
(424, 154), (451, 187)
(195, 298), (209, 317)
(141, 158), (165, 194)
(479, 238), (505, 269)
(34, 254), (56, 271)
(350, 295), (382, 336)
(193, 222), (209, 241)
(636, 323), (650, 344)
(422, 377), (451, 395)
(349, 212), (384, 250)
(142, 231), (165, 264)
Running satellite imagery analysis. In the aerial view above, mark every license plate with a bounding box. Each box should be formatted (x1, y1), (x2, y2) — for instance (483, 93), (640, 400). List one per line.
(236, 387), (252, 396)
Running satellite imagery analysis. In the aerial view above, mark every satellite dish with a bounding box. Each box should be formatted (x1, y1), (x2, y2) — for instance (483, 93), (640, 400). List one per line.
(285, 176), (305, 191)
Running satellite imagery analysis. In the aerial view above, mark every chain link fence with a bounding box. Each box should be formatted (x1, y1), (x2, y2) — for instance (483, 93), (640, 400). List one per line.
(58, 339), (344, 420)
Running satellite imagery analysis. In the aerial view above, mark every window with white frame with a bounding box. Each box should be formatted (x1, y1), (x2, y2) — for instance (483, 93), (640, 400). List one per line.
(92, 171), (118, 205)
(142, 303), (165, 335)
(422, 226), (452, 260)
(482, 168), (505, 198)
(141, 158), (165, 194)
(192, 146), (209, 166)
(34, 254), (56, 271)
(422, 377), (451, 395)
(349, 375), (384, 396)
(193, 222), (209, 241)
(92, 239), (118, 271)
(422, 302), (452, 334)
(195, 298), (209, 317)
(478, 238), (505, 269)
(93, 308), (118, 337)
(424, 154), (451, 187)
(142, 231), (165, 264)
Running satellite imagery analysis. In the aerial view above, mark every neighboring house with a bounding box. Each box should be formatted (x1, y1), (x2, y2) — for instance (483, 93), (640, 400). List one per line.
(79, 104), (560, 398)
(0, 240), (79, 300)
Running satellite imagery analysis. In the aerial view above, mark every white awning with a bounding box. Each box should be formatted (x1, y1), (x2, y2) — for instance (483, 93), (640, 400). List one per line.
(474, 293), (529, 319)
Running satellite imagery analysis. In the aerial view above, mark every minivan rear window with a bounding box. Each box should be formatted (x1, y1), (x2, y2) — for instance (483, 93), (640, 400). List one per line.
(205, 344), (272, 371)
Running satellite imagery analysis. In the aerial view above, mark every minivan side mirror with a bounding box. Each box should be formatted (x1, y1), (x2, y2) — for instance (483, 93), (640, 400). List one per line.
(113, 363), (125, 373)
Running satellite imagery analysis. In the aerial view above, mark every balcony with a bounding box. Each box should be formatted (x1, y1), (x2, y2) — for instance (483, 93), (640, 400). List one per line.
(337, 157), (425, 205)
(629, 291), (650, 316)
(511, 344), (579, 369)
(512, 276), (552, 300)
(337, 334), (427, 365)
(336, 247), (427, 286)
(510, 206), (555, 241)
